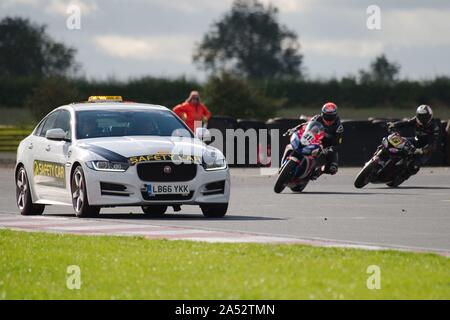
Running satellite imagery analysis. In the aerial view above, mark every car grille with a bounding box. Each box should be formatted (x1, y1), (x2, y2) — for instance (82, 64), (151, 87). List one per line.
(137, 162), (197, 182)
(141, 191), (194, 201)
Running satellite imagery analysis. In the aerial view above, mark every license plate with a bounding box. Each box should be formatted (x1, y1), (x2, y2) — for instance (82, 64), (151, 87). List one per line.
(146, 184), (190, 196)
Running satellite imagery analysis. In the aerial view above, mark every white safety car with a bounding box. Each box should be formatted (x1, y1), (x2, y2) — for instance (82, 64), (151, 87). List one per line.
(15, 96), (230, 218)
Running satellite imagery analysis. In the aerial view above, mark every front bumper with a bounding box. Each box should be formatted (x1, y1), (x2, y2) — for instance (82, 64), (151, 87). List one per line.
(82, 162), (230, 206)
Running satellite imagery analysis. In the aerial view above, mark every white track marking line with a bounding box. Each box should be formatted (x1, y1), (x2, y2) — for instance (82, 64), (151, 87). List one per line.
(0, 220), (86, 226)
(45, 224), (162, 231)
(185, 236), (301, 243)
(119, 229), (214, 236)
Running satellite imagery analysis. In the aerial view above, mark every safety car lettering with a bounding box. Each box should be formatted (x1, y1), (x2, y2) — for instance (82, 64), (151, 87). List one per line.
(33, 160), (65, 181)
(129, 154), (202, 165)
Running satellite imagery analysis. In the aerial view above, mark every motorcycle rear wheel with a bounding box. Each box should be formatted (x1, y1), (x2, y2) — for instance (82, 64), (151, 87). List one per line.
(387, 176), (408, 188)
(274, 160), (297, 193)
(354, 160), (377, 189)
(290, 181), (309, 193)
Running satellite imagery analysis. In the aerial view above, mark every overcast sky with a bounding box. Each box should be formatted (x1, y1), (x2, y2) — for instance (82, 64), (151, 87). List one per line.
(2, 0), (450, 81)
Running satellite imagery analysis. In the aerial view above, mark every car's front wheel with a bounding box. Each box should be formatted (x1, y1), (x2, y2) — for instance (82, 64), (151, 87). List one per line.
(16, 166), (45, 216)
(200, 203), (228, 218)
(71, 166), (100, 218)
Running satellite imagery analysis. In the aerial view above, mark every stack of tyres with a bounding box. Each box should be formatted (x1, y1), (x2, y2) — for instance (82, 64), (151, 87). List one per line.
(446, 120), (450, 165)
(234, 119), (267, 167)
(340, 120), (388, 166)
(428, 120), (447, 166)
(265, 118), (306, 167)
(207, 116), (237, 165)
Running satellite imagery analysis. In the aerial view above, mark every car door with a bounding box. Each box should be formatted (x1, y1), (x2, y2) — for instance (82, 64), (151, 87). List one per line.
(37, 110), (73, 204)
(32, 110), (70, 204)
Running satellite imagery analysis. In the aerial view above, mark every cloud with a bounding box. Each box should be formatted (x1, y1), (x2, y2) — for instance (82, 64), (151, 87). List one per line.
(382, 8), (450, 47)
(93, 34), (194, 63)
(151, 0), (232, 14)
(303, 39), (384, 58)
(260, 0), (314, 13)
(44, 0), (98, 16)
(0, 0), (40, 8)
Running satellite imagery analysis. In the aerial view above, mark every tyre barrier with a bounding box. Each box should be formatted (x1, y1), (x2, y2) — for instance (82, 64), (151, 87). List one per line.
(368, 117), (401, 124)
(233, 119), (268, 167)
(444, 120), (450, 165)
(207, 116), (237, 165)
(206, 116), (449, 167)
(340, 120), (388, 166)
(428, 120), (447, 166)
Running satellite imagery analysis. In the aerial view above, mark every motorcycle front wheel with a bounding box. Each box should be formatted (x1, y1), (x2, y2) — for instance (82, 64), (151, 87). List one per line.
(274, 160), (297, 193)
(354, 160), (377, 189)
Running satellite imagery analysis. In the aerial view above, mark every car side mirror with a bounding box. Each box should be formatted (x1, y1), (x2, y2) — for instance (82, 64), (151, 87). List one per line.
(46, 128), (68, 141)
(195, 127), (211, 143)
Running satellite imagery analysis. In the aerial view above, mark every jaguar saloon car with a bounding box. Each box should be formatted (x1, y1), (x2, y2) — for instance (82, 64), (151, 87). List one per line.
(15, 96), (230, 218)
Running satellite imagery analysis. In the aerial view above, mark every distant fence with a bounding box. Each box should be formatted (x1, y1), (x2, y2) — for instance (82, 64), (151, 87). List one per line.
(207, 117), (450, 167)
(0, 126), (32, 153)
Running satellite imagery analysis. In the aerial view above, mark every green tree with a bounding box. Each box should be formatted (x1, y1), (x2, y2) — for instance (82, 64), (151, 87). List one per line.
(25, 77), (79, 120)
(193, 0), (302, 80)
(203, 72), (277, 119)
(359, 54), (401, 85)
(0, 17), (78, 77)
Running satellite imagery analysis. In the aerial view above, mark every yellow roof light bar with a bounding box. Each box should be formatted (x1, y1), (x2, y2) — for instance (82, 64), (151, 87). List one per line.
(88, 96), (123, 103)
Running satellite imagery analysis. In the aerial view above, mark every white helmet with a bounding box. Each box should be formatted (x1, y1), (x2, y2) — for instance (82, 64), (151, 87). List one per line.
(416, 105), (433, 126)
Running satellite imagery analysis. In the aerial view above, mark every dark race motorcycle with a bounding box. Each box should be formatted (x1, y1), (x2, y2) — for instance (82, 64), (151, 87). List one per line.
(274, 120), (326, 193)
(354, 132), (421, 189)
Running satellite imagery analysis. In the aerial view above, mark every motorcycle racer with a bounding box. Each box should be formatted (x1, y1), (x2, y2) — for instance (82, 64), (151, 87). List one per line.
(311, 102), (344, 175)
(388, 105), (440, 174)
(287, 102), (343, 177)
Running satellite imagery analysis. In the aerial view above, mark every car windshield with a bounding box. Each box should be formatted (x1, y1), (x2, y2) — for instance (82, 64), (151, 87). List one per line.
(75, 109), (192, 139)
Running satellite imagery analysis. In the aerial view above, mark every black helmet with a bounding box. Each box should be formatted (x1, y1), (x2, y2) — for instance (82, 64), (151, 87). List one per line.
(416, 105), (433, 126)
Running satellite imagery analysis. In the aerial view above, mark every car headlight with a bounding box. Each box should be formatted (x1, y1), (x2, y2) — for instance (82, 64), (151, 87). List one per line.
(202, 151), (227, 171)
(87, 161), (129, 172)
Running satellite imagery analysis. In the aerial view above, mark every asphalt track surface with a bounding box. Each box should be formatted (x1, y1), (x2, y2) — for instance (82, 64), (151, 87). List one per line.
(1, 166), (449, 253)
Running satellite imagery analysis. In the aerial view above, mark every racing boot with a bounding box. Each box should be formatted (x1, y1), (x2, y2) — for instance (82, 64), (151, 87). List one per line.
(310, 166), (323, 180)
(323, 162), (338, 175)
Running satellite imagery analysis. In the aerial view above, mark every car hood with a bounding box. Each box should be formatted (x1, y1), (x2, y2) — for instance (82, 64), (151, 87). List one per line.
(77, 136), (212, 163)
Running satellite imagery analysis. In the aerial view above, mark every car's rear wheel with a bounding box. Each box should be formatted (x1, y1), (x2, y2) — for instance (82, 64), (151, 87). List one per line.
(200, 203), (228, 218)
(71, 166), (100, 218)
(141, 205), (167, 217)
(16, 166), (45, 216)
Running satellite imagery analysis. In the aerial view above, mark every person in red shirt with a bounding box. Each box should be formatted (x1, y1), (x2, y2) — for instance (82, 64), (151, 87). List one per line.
(173, 91), (212, 132)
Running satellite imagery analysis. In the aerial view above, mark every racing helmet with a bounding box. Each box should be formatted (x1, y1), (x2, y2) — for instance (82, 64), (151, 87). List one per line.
(416, 105), (433, 126)
(321, 102), (338, 126)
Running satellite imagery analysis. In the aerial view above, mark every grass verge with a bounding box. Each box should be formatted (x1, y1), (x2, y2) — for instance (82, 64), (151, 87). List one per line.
(0, 229), (449, 299)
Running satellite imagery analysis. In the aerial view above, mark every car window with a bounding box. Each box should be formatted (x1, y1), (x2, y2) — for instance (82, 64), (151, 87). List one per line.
(75, 109), (192, 139)
(34, 118), (47, 136)
(54, 110), (72, 140)
(39, 111), (60, 137)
